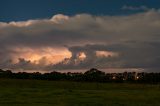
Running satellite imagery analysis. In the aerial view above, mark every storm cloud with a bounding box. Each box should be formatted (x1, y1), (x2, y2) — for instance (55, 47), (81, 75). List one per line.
(0, 10), (160, 71)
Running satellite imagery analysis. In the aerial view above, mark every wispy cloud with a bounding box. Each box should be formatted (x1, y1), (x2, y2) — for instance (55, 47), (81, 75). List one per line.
(122, 5), (150, 11)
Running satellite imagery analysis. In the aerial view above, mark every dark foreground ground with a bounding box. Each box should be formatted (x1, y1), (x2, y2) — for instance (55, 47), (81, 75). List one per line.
(0, 79), (160, 106)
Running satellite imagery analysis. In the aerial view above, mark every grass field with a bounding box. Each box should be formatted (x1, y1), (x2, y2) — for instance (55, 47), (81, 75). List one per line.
(0, 79), (160, 106)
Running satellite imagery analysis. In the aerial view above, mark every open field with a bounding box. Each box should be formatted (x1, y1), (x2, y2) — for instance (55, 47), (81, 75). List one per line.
(0, 79), (160, 106)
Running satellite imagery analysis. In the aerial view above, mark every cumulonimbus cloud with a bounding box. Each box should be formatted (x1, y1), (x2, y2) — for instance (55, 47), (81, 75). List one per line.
(0, 10), (160, 71)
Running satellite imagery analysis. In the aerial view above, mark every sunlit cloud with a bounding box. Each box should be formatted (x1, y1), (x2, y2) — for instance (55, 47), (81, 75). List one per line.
(11, 47), (72, 65)
(51, 14), (69, 24)
(0, 9), (160, 71)
(96, 51), (118, 57)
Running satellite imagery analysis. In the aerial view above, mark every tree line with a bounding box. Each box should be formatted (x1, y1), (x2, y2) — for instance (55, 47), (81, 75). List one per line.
(0, 68), (160, 84)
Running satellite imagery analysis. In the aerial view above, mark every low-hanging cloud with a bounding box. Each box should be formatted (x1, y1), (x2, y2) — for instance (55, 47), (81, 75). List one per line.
(0, 10), (160, 71)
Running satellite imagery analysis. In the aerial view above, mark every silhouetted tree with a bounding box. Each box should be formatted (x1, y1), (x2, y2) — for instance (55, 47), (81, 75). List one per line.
(0, 68), (160, 84)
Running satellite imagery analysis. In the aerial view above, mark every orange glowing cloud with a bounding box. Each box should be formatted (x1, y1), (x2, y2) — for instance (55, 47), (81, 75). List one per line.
(96, 51), (118, 57)
(77, 52), (86, 60)
(11, 47), (72, 65)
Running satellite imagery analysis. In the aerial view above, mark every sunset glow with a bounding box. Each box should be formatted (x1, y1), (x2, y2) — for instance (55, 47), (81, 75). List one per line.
(77, 52), (86, 60)
(12, 47), (72, 65)
(96, 51), (118, 57)
(0, 0), (160, 72)
(0, 1), (160, 105)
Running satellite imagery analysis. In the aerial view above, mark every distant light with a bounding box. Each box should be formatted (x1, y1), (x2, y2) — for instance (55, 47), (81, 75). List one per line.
(112, 76), (116, 79)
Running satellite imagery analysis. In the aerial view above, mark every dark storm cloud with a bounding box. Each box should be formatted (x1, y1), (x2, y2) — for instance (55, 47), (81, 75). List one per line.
(1, 11), (160, 48)
(54, 41), (160, 69)
(0, 10), (160, 71)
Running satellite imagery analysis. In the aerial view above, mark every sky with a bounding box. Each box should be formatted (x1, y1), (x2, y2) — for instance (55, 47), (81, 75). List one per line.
(0, 0), (160, 72)
(1, 0), (160, 22)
